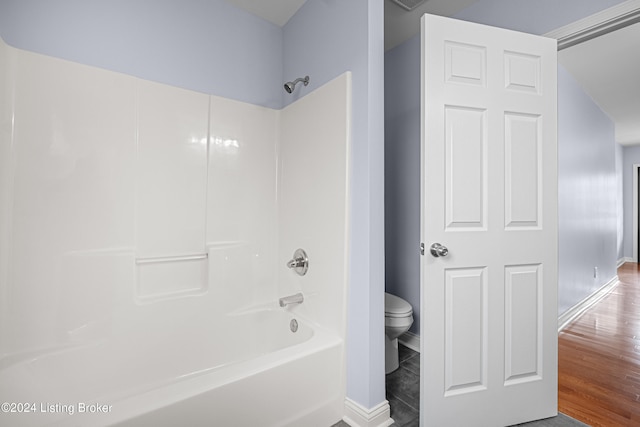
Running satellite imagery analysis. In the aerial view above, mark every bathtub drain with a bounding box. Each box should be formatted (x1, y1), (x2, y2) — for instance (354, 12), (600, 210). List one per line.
(290, 319), (298, 333)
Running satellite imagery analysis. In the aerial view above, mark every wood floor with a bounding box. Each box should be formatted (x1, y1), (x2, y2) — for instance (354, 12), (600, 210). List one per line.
(558, 263), (640, 426)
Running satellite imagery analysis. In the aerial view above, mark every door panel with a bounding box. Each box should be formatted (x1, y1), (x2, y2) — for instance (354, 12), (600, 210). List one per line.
(445, 106), (487, 230)
(445, 41), (486, 86)
(504, 263), (542, 384)
(504, 113), (541, 228)
(504, 51), (541, 94)
(421, 14), (557, 426)
(444, 267), (488, 396)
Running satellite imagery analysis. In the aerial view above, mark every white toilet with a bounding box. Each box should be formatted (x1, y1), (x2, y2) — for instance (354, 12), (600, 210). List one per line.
(384, 292), (414, 374)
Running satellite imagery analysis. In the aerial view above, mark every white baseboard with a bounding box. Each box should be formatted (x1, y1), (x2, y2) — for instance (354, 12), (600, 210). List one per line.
(398, 331), (420, 353)
(343, 398), (393, 427)
(558, 276), (619, 332)
(617, 257), (633, 268)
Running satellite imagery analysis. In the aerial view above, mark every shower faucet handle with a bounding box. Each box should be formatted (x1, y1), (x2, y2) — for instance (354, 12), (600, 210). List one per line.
(286, 248), (309, 276)
(287, 258), (304, 268)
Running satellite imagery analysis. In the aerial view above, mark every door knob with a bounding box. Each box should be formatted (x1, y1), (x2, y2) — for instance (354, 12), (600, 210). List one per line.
(430, 243), (449, 258)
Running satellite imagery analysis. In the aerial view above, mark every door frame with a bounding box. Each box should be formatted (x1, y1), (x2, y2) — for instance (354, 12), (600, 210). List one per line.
(633, 164), (640, 262)
(544, 0), (640, 50)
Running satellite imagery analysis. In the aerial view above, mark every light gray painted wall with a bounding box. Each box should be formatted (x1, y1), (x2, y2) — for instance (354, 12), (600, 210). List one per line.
(557, 65), (617, 314)
(616, 143), (624, 262)
(621, 145), (640, 259)
(0, 0), (284, 109)
(283, 0), (386, 409)
(384, 35), (420, 334)
(384, 1), (623, 333)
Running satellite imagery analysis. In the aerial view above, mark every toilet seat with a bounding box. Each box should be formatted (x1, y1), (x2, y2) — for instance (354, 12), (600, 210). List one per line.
(385, 293), (413, 318)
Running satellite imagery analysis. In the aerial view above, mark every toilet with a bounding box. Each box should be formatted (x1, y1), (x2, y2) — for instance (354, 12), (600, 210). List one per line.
(384, 292), (414, 374)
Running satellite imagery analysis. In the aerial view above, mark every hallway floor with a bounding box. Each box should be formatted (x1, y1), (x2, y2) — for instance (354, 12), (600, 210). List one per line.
(558, 262), (640, 426)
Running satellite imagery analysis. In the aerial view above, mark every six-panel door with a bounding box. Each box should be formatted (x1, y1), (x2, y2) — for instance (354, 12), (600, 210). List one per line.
(421, 14), (558, 427)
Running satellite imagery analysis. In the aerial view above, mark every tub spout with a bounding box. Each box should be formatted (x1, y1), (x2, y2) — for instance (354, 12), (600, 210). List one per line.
(279, 293), (304, 307)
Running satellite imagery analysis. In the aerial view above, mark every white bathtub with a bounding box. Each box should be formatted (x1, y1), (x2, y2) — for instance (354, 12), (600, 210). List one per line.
(0, 309), (345, 427)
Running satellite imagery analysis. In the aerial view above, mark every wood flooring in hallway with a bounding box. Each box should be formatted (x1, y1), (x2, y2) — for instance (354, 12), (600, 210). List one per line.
(558, 263), (640, 426)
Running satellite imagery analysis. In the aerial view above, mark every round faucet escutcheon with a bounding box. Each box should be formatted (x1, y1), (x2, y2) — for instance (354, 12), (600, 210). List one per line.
(286, 248), (308, 276)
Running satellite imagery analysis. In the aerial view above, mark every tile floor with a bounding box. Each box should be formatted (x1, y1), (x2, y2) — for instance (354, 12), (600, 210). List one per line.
(330, 344), (420, 427)
(385, 344), (420, 426)
(332, 343), (587, 427)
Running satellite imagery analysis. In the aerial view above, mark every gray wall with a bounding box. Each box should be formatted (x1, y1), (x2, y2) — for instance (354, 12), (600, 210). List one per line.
(384, 1), (622, 333)
(0, 0), (387, 411)
(557, 65), (617, 314)
(384, 35), (421, 334)
(0, 0), (284, 109)
(616, 143), (625, 262)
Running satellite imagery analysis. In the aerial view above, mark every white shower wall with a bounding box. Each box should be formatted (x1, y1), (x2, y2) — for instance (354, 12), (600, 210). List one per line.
(6, 46), (138, 355)
(278, 75), (351, 337)
(0, 38), (350, 360)
(207, 95), (279, 310)
(0, 37), (11, 356)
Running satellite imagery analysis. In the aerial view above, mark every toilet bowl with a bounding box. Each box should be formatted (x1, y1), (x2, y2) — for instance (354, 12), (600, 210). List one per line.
(385, 292), (414, 374)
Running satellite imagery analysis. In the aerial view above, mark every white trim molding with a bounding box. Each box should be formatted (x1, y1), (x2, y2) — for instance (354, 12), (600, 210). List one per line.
(558, 276), (619, 332)
(618, 257), (633, 268)
(343, 398), (393, 427)
(398, 331), (420, 354)
(544, 0), (640, 50)
(634, 164), (640, 263)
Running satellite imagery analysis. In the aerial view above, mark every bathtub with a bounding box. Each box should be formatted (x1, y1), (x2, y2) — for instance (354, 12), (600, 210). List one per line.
(0, 308), (345, 427)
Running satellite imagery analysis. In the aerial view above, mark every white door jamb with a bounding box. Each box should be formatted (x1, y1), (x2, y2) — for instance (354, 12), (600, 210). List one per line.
(633, 164), (640, 263)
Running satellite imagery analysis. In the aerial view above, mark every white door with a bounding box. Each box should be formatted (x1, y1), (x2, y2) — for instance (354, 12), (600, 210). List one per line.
(420, 14), (558, 427)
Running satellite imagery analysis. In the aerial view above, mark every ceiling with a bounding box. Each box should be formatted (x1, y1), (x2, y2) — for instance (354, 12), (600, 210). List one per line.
(559, 23), (640, 146)
(223, 0), (307, 27)
(225, 0), (639, 145)
(225, 0), (474, 40)
(384, 0), (476, 50)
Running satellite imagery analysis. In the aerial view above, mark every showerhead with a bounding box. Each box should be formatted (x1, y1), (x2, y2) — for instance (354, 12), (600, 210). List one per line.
(284, 76), (309, 94)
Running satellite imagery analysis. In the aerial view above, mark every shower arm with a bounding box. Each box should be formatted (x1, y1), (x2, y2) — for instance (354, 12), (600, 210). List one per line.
(290, 77), (307, 86)
(284, 75), (310, 93)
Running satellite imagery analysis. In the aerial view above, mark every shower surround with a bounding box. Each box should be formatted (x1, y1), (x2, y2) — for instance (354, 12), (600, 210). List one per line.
(0, 39), (351, 426)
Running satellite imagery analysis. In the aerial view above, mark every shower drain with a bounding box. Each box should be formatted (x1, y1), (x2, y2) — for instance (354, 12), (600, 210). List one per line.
(290, 319), (298, 333)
